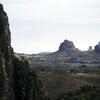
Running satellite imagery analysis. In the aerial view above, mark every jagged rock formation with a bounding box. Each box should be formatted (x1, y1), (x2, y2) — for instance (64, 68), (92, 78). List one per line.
(59, 40), (75, 52)
(88, 46), (93, 52)
(94, 42), (100, 53)
(0, 3), (47, 100)
(46, 40), (85, 64)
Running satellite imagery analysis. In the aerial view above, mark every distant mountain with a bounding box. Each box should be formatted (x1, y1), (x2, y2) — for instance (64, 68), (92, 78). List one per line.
(21, 39), (100, 68)
(46, 39), (100, 64)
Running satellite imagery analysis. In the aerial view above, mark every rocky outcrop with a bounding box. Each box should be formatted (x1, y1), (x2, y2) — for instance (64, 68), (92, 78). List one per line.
(0, 3), (47, 100)
(94, 42), (100, 54)
(43, 40), (100, 64)
(46, 39), (84, 63)
(59, 40), (75, 52)
(88, 46), (93, 52)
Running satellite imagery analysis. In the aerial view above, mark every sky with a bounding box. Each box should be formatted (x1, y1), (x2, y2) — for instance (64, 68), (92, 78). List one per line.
(1, 0), (100, 54)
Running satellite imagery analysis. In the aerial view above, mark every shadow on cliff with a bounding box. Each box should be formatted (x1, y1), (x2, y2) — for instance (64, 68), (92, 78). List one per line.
(0, 3), (48, 100)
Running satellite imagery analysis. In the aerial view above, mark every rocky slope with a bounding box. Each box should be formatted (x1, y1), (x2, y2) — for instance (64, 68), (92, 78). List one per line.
(0, 3), (47, 100)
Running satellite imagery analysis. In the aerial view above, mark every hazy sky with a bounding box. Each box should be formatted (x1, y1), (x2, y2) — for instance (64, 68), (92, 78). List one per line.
(1, 0), (100, 53)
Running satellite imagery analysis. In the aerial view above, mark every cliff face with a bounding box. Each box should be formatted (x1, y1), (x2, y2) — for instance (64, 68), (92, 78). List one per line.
(0, 3), (47, 100)
(0, 3), (14, 100)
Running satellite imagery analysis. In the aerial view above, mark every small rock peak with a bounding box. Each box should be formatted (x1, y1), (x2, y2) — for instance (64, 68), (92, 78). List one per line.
(59, 39), (75, 52)
(88, 46), (93, 52)
(0, 3), (4, 12)
(64, 39), (69, 42)
(94, 41), (100, 53)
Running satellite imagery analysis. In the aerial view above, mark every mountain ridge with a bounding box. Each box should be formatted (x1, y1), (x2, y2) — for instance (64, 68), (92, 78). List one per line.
(23, 39), (100, 68)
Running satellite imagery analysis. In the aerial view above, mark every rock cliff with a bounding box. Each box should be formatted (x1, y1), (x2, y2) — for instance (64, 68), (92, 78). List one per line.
(0, 3), (47, 100)
(0, 3), (14, 100)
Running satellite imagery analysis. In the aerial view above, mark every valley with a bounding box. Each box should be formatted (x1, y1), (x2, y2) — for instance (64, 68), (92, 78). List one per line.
(20, 40), (100, 100)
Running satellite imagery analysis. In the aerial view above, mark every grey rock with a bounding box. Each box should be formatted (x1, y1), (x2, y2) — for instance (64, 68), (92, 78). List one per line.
(59, 40), (75, 52)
